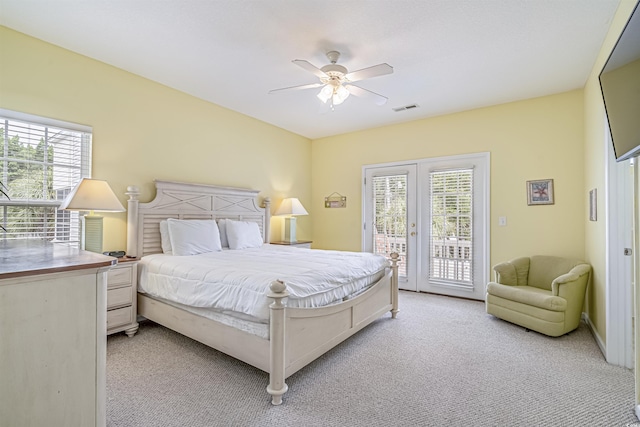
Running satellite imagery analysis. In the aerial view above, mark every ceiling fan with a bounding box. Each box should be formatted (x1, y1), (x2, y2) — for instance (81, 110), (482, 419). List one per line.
(269, 51), (393, 108)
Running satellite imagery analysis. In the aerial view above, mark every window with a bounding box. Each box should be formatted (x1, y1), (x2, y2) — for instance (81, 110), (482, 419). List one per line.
(372, 173), (408, 277)
(429, 168), (473, 284)
(0, 110), (92, 244)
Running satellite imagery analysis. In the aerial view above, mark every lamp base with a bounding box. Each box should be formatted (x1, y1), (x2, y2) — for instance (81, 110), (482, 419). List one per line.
(283, 217), (297, 243)
(82, 214), (104, 253)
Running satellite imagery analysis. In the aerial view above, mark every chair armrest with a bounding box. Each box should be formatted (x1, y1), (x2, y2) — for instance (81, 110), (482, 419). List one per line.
(493, 262), (517, 285)
(551, 264), (591, 298)
(493, 257), (529, 286)
(493, 262), (510, 274)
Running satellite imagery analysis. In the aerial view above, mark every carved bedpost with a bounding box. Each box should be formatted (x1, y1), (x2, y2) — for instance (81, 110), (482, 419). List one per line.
(263, 197), (271, 244)
(267, 280), (288, 405)
(390, 252), (400, 319)
(126, 186), (140, 258)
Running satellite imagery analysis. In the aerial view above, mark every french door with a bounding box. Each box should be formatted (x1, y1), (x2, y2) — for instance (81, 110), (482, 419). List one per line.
(363, 165), (417, 291)
(418, 156), (489, 299)
(363, 153), (489, 299)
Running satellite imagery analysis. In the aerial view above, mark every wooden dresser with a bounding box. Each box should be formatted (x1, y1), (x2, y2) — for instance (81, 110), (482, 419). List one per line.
(0, 240), (115, 427)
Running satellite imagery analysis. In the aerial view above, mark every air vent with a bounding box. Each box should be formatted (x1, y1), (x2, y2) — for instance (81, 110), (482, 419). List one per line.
(392, 104), (420, 112)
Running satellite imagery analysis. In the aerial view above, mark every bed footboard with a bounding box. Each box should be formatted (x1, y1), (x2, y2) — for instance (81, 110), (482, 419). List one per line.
(390, 252), (400, 318)
(266, 252), (400, 405)
(266, 280), (288, 405)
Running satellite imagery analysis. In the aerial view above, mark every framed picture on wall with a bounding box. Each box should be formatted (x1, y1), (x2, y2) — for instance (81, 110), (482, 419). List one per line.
(526, 179), (554, 205)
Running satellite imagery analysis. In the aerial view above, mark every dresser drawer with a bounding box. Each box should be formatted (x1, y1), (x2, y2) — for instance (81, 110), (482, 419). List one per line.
(107, 267), (132, 289)
(107, 286), (132, 310)
(107, 306), (133, 330)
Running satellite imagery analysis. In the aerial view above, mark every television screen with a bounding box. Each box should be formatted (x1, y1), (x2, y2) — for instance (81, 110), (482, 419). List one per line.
(599, 3), (640, 162)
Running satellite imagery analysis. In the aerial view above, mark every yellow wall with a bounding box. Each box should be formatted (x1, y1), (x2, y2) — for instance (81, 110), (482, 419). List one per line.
(2, 1), (638, 350)
(312, 91), (586, 276)
(583, 0), (638, 349)
(0, 26), (312, 250)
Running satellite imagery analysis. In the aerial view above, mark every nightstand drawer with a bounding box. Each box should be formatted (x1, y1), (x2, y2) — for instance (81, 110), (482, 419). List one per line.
(107, 267), (132, 289)
(106, 259), (139, 337)
(107, 286), (132, 309)
(107, 306), (133, 330)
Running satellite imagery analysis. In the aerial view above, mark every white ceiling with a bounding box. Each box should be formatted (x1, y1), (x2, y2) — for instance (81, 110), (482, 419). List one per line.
(0, 0), (622, 139)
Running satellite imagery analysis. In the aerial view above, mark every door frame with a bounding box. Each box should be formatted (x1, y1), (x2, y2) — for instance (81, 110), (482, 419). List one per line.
(604, 121), (633, 369)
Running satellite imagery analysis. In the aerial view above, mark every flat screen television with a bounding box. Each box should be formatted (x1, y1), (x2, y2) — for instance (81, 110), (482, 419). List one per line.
(599, 2), (640, 162)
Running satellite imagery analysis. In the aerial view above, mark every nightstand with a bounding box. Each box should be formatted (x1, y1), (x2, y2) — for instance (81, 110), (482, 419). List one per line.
(271, 240), (313, 249)
(107, 257), (139, 337)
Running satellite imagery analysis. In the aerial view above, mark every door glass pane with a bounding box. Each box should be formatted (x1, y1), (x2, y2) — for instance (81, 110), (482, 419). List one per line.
(429, 169), (473, 284)
(372, 174), (407, 277)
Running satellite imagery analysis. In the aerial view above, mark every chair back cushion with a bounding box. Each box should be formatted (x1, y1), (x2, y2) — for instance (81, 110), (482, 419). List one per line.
(528, 255), (585, 290)
(511, 257), (531, 286)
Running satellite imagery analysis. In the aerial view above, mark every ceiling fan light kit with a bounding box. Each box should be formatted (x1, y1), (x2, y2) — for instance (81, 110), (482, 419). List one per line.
(317, 82), (350, 105)
(270, 50), (393, 109)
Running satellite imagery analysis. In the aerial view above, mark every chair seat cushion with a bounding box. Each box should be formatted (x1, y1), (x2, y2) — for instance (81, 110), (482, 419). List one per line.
(486, 282), (567, 311)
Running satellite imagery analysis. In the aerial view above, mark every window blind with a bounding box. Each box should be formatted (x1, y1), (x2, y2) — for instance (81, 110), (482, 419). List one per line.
(372, 173), (408, 277)
(429, 168), (473, 284)
(1, 110), (92, 243)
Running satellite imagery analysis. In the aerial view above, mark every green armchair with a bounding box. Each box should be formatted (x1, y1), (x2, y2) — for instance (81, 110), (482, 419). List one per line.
(485, 256), (591, 337)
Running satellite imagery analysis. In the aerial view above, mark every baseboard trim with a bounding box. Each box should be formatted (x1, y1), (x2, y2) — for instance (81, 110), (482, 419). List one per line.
(582, 312), (606, 359)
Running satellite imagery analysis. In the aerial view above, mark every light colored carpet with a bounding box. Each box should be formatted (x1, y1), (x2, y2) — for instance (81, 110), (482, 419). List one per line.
(107, 291), (636, 426)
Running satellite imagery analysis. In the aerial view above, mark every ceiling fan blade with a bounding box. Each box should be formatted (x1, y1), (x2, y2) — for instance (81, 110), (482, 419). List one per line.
(345, 84), (388, 105)
(269, 82), (324, 94)
(345, 63), (393, 82)
(292, 59), (328, 79)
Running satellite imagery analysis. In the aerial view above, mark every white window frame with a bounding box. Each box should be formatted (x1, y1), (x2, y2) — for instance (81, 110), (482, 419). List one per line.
(0, 109), (92, 244)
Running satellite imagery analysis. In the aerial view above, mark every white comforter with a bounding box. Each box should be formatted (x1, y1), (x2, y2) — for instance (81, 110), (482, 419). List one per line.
(138, 245), (389, 322)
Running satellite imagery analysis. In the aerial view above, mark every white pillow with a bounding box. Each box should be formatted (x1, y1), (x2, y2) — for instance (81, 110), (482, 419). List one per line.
(217, 218), (229, 248)
(226, 219), (264, 250)
(159, 220), (173, 255)
(166, 219), (222, 256)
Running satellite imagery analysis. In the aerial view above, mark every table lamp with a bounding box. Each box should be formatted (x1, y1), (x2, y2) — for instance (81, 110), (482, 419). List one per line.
(59, 178), (125, 252)
(274, 197), (308, 243)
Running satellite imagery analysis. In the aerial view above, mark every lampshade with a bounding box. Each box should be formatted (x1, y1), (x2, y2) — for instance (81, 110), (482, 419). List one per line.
(60, 178), (125, 253)
(317, 85), (333, 103)
(317, 84), (350, 106)
(274, 198), (308, 244)
(59, 178), (125, 212)
(274, 198), (308, 216)
(333, 85), (350, 105)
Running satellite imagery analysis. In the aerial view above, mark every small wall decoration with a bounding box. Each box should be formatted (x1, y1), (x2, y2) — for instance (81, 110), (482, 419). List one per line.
(589, 188), (597, 221)
(325, 192), (347, 208)
(526, 179), (554, 205)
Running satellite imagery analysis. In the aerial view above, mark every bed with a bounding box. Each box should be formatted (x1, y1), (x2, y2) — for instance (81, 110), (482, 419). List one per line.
(125, 180), (399, 405)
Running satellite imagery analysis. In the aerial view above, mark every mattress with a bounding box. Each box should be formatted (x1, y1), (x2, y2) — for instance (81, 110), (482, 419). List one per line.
(138, 244), (389, 322)
(145, 296), (271, 339)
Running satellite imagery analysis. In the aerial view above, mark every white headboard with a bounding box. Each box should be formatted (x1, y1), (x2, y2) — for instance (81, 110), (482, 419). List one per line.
(126, 180), (271, 258)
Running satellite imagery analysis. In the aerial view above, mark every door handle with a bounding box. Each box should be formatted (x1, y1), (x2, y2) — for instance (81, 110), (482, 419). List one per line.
(410, 231), (416, 236)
